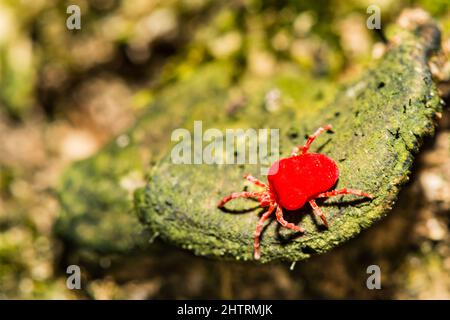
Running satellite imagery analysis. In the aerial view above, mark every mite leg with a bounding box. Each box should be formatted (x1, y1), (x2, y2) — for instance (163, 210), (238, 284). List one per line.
(253, 204), (276, 260)
(275, 206), (305, 233)
(316, 188), (374, 199)
(309, 199), (328, 228)
(244, 174), (267, 188)
(291, 124), (333, 156)
(217, 191), (263, 208)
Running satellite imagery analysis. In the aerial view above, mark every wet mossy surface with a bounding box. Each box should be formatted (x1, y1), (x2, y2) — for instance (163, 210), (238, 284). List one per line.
(137, 19), (443, 263)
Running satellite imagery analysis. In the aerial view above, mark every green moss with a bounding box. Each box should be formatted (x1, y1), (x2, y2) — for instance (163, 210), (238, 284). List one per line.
(54, 61), (236, 254)
(138, 17), (443, 263)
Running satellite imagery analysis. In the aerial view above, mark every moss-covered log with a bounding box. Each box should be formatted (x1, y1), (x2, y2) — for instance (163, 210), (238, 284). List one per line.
(136, 10), (443, 263)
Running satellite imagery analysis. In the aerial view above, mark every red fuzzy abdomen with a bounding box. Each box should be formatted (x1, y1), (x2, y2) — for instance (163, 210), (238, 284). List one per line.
(267, 153), (339, 211)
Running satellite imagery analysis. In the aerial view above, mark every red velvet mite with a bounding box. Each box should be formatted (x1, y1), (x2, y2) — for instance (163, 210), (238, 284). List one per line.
(218, 125), (374, 260)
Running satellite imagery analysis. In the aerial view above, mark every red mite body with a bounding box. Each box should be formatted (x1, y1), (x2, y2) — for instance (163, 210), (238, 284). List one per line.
(218, 125), (374, 260)
(268, 153), (339, 211)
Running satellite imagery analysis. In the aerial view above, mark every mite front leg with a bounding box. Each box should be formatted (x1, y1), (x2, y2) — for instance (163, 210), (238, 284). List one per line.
(291, 124), (333, 156)
(244, 174), (267, 188)
(217, 191), (263, 208)
(253, 203), (276, 260)
(275, 206), (305, 232)
(309, 199), (328, 228)
(316, 188), (374, 199)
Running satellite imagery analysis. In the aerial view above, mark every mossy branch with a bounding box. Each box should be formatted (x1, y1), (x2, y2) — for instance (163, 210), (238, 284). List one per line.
(137, 9), (443, 263)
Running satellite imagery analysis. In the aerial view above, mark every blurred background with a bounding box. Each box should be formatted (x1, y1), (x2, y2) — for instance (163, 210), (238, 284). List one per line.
(0, 0), (449, 299)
